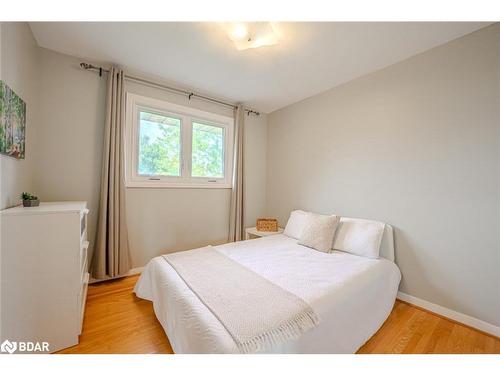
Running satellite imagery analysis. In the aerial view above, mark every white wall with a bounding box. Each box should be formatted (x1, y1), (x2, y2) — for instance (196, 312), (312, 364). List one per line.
(267, 24), (500, 326)
(33, 48), (268, 268)
(0, 23), (40, 210)
(243, 113), (268, 229)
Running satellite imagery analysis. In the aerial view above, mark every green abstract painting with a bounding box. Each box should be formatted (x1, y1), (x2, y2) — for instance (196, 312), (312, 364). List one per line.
(0, 81), (26, 159)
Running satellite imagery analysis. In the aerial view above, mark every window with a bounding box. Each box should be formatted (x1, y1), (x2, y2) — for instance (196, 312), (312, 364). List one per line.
(125, 93), (234, 188)
(191, 122), (225, 178)
(138, 111), (181, 177)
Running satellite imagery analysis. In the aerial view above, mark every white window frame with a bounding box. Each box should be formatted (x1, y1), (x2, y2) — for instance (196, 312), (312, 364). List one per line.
(125, 93), (234, 188)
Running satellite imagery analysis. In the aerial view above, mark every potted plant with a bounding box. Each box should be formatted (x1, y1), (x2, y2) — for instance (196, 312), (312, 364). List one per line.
(22, 192), (40, 207)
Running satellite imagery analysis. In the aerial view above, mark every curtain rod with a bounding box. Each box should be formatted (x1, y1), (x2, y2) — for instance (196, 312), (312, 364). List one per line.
(80, 63), (260, 116)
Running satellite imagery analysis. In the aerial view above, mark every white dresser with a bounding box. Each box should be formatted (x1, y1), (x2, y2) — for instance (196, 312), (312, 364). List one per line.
(0, 201), (90, 353)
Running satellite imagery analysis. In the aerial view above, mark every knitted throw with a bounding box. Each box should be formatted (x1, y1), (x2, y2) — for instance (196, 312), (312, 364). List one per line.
(163, 246), (319, 353)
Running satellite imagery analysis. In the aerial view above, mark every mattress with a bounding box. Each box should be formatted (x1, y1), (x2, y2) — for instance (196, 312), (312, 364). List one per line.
(134, 234), (401, 353)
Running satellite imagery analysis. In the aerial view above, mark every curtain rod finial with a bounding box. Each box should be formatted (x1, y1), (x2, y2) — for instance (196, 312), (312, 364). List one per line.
(80, 62), (93, 70)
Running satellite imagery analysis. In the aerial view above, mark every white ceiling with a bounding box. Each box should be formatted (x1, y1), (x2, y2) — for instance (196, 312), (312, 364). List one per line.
(30, 22), (490, 113)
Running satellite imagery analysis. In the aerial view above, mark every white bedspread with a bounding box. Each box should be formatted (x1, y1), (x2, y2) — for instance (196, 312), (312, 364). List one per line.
(134, 234), (401, 353)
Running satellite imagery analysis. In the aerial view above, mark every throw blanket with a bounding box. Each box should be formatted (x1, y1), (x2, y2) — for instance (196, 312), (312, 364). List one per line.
(163, 246), (319, 353)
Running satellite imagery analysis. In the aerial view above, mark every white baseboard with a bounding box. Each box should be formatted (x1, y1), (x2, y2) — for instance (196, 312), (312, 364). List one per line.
(397, 291), (499, 338)
(89, 266), (144, 284)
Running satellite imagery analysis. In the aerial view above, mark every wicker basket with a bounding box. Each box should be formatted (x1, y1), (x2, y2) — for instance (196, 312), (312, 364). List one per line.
(256, 218), (279, 232)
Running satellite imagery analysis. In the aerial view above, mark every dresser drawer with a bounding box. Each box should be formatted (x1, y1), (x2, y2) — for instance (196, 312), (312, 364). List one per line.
(80, 241), (89, 279)
(78, 272), (90, 334)
(80, 209), (89, 242)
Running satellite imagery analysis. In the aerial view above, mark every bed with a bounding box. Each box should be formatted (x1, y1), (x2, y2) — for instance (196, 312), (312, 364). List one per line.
(134, 221), (401, 354)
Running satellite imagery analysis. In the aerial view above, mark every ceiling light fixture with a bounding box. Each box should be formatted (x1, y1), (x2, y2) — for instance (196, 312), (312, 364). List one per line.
(222, 22), (280, 50)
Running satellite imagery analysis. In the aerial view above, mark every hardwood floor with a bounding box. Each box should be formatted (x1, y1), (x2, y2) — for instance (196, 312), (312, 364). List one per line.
(58, 275), (173, 354)
(58, 275), (499, 354)
(357, 301), (500, 354)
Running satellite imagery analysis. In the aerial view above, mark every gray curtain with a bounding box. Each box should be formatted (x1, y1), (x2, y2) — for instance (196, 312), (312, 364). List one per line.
(228, 105), (245, 242)
(92, 67), (131, 279)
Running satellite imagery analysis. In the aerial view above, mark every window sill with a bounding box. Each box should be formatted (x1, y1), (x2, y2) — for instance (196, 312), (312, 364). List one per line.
(125, 181), (232, 189)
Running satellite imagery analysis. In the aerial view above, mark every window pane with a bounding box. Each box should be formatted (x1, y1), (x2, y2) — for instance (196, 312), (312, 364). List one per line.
(138, 111), (181, 176)
(191, 122), (224, 178)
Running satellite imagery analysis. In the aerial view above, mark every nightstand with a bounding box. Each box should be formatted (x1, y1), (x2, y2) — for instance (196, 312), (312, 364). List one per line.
(245, 226), (284, 240)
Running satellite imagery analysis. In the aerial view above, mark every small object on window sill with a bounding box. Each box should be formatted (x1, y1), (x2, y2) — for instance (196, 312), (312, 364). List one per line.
(256, 218), (279, 232)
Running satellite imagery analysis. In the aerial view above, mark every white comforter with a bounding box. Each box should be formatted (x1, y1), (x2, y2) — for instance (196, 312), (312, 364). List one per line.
(134, 234), (401, 353)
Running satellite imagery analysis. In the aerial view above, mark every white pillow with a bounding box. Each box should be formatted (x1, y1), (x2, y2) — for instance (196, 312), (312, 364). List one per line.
(299, 213), (340, 253)
(332, 217), (385, 258)
(283, 210), (309, 239)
